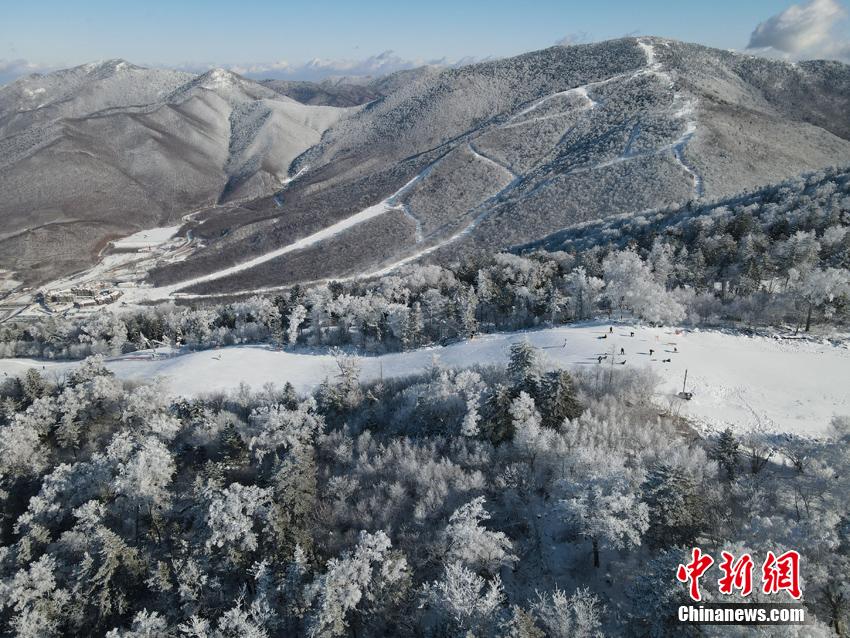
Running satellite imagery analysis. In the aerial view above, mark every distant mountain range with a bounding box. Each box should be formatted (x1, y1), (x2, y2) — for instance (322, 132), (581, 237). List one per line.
(1, 37), (849, 294)
(0, 60), (351, 283)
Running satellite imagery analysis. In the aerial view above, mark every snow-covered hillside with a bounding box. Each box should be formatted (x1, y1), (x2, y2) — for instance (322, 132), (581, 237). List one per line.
(0, 60), (356, 286)
(2, 323), (847, 435)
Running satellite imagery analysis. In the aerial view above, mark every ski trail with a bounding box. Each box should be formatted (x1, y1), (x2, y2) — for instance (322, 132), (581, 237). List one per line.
(168, 159), (441, 293)
(637, 39), (660, 71)
(400, 204), (424, 243)
(510, 89), (574, 120)
(177, 147), (519, 295)
(280, 165), (308, 188)
(622, 122), (642, 158)
(500, 111), (580, 130)
(671, 101), (704, 198)
(467, 141), (518, 180)
(506, 82), (599, 125)
(637, 38), (704, 200)
(170, 202), (395, 292)
(349, 164), (524, 281)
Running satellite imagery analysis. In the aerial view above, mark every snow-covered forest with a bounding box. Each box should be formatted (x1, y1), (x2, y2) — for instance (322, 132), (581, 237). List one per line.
(1, 343), (848, 636)
(2, 168), (848, 360)
(0, 168), (847, 636)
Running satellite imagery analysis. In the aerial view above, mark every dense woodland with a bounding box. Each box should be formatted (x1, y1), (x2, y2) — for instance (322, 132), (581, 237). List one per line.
(0, 343), (848, 636)
(2, 168), (849, 360)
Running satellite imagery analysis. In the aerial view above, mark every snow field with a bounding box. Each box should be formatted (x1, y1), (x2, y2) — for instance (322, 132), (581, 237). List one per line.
(2, 323), (847, 436)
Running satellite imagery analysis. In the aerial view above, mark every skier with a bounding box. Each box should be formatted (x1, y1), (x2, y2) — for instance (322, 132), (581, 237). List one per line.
(649, 349), (654, 357)
(598, 355), (603, 364)
(609, 326), (613, 334)
(620, 347), (625, 355)
(630, 331), (635, 337)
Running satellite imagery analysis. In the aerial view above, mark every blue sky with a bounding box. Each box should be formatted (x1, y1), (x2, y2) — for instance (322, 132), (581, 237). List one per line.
(1, 0), (849, 82)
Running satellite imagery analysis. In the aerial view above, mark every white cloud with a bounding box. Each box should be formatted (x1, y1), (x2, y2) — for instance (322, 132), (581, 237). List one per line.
(0, 59), (55, 85)
(555, 32), (592, 47)
(747, 0), (850, 61)
(173, 50), (477, 81)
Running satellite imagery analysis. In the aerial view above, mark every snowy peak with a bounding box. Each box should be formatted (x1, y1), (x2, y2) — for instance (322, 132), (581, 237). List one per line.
(198, 67), (239, 88)
(166, 67), (287, 105)
(146, 36), (850, 297)
(0, 59), (193, 124)
(80, 58), (140, 76)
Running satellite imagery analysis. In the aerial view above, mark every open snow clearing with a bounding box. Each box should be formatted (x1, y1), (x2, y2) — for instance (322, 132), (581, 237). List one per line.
(2, 323), (847, 436)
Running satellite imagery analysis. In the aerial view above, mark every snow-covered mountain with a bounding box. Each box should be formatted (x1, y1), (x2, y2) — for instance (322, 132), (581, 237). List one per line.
(2, 37), (850, 292)
(143, 37), (850, 297)
(0, 60), (354, 284)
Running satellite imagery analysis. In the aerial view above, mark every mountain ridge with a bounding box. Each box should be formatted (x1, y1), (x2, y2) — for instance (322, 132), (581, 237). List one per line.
(0, 60), (357, 284)
(143, 36), (850, 297)
(1, 36), (849, 294)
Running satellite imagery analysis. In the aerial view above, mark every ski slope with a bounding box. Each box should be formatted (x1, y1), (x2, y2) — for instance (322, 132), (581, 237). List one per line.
(2, 323), (847, 436)
(111, 225), (182, 250)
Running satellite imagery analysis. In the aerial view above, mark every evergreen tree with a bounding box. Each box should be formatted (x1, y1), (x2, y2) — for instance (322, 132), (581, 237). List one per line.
(457, 287), (479, 339)
(642, 463), (702, 549)
(709, 427), (740, 481)
(269, 446), (318, 559)
(508, 339), (540, 395)
(402, 302), (424, 350)
(481, 384), (515, 444)
(21, 369), (46, 406)
(537, 370), (583, 430)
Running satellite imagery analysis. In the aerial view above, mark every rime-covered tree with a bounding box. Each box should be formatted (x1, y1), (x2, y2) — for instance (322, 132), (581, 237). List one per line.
(303, 530), (408, 638)
(529, 588), (605, 638)
(443, 497), (515, 574)
(559, 468), (649, 568)
(422, 562), (505, 635)
(564, 267), (604, 321)
(510, 391), (544, 459)
(602, 249), (685, 324)
(788, 266), (850, 331)
(287, 304), (308, 346)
